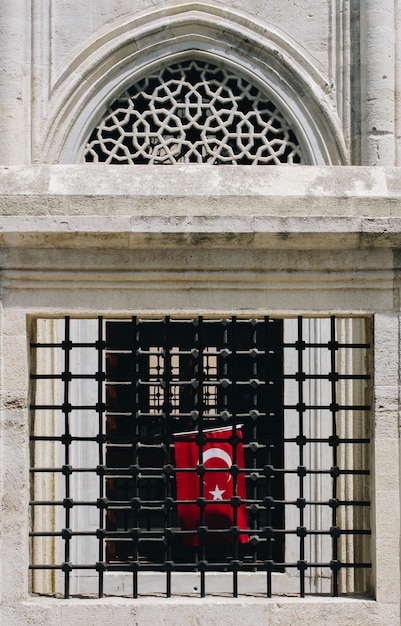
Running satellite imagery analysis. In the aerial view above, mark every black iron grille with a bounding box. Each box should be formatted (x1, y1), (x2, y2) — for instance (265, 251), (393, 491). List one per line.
(30, 316), (371, 598)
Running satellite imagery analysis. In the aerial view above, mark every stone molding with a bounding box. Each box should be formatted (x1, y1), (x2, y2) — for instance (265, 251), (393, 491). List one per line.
(1, 165), (401, 249)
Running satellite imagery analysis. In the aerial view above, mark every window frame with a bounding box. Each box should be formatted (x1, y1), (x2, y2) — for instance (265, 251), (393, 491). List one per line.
(29, 315), (372, 599)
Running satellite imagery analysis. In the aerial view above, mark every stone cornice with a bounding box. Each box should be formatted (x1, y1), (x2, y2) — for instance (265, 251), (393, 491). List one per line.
(0, 165), (401, 248)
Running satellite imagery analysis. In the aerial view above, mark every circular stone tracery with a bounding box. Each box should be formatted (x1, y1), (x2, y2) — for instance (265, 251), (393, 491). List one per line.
(83, 59), (304, 165)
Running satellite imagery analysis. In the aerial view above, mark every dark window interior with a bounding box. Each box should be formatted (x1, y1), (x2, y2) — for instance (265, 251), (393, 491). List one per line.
(104, 317), (284, 567)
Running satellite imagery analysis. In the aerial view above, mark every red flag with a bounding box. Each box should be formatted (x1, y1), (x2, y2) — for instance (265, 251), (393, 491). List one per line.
(174, 427), (249, 545)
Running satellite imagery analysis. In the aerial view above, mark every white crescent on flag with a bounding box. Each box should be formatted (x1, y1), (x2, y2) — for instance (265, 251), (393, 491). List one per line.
(202, 447), (232, 468)
(202, 447), (233, 484)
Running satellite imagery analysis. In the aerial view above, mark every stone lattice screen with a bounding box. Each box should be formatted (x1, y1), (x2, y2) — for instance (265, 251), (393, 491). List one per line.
(83, 60), (304, 165)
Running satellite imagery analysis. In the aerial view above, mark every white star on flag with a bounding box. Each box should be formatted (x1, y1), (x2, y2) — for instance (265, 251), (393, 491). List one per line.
(209, 484), (225, 500)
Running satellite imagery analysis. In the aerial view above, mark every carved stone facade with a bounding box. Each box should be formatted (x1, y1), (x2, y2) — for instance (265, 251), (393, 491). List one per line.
(1, 1), (401, 624)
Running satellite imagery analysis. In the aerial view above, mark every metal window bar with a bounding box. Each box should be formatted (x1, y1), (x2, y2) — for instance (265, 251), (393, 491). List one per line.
(30, 316), (371, 598)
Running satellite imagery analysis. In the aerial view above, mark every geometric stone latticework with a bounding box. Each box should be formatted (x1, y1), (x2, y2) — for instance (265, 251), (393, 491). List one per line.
(83, 60), (304, 164)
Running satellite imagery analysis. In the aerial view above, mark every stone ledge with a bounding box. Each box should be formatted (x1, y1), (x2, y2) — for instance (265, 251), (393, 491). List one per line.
(2, 596), (398, 626)
(0, 164), (396, 198)
(1, 166), (401, 248)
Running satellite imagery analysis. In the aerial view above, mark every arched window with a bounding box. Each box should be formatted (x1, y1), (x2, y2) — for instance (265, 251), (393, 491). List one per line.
(83, 60), (304, 165)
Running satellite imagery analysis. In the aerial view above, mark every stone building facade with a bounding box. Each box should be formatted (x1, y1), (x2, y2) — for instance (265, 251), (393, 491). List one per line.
(1, 1), (401, 624)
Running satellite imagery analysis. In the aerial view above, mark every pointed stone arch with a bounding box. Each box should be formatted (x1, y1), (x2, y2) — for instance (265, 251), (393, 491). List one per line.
(40, 2), (347, 165)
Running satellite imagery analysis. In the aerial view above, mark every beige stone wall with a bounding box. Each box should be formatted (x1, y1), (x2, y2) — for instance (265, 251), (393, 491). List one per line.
(0, 166), (401, 624)
(2, 1), (399, 166)
(1, 0), (401, 623)
(0, 0), (359, 165)
(1, 1), (400, 166)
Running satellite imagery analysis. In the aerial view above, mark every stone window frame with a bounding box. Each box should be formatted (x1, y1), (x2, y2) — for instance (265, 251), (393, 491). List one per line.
(29, 315), (371, 599)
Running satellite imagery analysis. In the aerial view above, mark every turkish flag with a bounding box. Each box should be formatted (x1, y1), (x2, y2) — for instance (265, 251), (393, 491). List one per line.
(174, 427), (249, 545)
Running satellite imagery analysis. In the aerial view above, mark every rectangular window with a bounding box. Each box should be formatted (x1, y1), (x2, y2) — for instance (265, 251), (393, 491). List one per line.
(30, 316), (371, 598)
